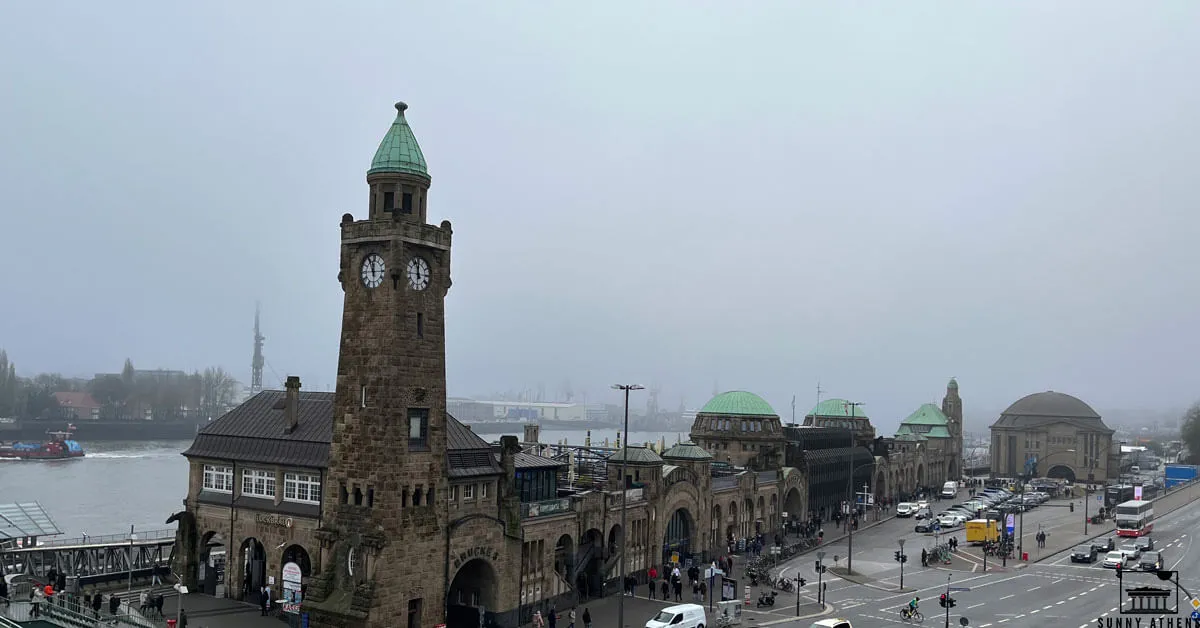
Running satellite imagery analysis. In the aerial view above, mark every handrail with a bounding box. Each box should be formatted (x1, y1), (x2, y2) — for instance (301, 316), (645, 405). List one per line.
(35, 528), (177, 548)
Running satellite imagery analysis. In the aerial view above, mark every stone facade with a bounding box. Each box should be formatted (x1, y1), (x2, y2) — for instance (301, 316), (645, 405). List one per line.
(988, 390), (1117, 484)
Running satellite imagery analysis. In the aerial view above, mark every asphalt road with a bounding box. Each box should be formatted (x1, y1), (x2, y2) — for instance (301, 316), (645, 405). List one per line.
(798, 490), (1200, 627)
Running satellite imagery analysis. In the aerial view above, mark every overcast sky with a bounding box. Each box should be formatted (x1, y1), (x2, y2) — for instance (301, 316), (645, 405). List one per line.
(2, 2), (1197, 433)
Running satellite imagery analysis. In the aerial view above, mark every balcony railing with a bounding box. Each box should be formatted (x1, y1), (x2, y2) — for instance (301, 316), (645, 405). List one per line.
(521, 497), (574, 519)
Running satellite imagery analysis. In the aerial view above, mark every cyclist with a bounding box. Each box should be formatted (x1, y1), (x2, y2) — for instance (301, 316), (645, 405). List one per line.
(905, 596), (920, 616)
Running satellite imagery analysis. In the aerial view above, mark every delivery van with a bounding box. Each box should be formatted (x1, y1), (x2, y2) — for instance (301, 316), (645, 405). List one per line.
(965, 519), (1001, 544)
(646, 604), (707, 628)
(941, 481), (959, 499)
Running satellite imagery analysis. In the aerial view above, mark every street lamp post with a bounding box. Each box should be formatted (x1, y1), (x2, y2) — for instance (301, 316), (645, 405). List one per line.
(816, 551), (826, 606)
(845, 459), (875, 573)
(612, 383), (644, 628)
(128, 526), (136, 594)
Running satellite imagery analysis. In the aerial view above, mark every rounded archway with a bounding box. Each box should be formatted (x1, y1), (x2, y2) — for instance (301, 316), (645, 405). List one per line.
(608, 524), (623, 557)
(663, 508), (694, 566)
(198, 532), (226, 596)
(550, 534), (575, 601)
(756, 496), (766, 535)
(947, 459), (958, 482)
(447, 558), (499, 627)
(1047, 465), (1077, 483)
(783, 487), (804, 520)
(279, 545), (311, 610)
(875, 470), (886, 502)
(238, 537), (266, 604)
(578, 528), (604, 599)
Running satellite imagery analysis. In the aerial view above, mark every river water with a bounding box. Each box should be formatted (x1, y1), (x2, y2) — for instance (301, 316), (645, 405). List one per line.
(0, 428), (688, 539)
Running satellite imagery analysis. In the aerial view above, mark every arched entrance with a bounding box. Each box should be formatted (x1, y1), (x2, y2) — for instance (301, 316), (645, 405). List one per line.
(947, 459), (958, 482)
(279, 545), (311, 612)
(916, 464), (925, 490)
(198, 532), (226, 596)
(552, 534), (575, 600)
(447, 558), (499, 627)
(783, 488), (803, 521)
(756, 496), (766, 535)
(239, 537), (266, 603)
(577, 528), (603, 599)
(663, 508), (694, 566)
(1047, 465), (1077, 483)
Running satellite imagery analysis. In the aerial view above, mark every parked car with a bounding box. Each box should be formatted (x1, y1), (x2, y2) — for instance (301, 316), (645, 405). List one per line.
(1092, 537), (1116, 553)
(1138, 551), (1162, 571)
(1102, 551), (1126, 569)
(896, 503), (917, 517)
(1071, 545), (1099, 563)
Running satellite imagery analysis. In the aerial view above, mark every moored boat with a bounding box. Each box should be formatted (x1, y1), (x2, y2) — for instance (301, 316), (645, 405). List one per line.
(0, 428), (85, 460)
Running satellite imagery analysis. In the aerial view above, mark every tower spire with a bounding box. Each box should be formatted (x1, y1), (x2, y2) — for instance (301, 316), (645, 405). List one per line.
(251, 302), (264, 394)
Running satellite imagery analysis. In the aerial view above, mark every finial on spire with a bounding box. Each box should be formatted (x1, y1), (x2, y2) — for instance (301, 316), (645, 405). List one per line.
(395, 101), (408, 114)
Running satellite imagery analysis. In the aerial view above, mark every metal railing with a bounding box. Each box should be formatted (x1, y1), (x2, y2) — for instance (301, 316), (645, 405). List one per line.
(36, 528), (176, 549)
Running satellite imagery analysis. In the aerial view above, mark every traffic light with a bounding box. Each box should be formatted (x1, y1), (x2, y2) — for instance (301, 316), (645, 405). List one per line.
(1115, 563), (1123, 580)
(895, 551), (902, 562)
(901, 554), (908, 563)
(798, 578), (807, 587)
(948, 597), (957, 608)
(1070, 502), (1074, 512)
(939, 594), (947, 608)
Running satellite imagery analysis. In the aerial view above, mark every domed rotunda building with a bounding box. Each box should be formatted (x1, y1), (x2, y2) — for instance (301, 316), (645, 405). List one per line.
(988, 391), (1116, 483)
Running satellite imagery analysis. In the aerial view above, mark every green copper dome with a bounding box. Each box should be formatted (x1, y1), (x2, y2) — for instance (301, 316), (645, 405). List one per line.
(699, 391), (777, 416)
(808, 398), (869, 418)
(367, 102), (430, 179)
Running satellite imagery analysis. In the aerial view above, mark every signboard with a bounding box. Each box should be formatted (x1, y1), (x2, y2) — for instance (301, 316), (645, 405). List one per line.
(721, 577), (736, 601)
(1097, 494), (1103, 502)
(1134, 486), (1143, 500)
(1005, 514), (1015, 534)
(282, 561), (303, 612)
(718, 600), (743, 625)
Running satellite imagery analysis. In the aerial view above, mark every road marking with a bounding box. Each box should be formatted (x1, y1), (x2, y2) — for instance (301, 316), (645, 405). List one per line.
(1027, 586), (1041, 591)
(968, 603), (984, 609)
(1031, 609), (1041, 614)
(1051, 578), (1063, 584)
(999, 594), (1014, 600)
(1068, 596), (1077, 600)
(998, 620), (1009, 624)
(1056, 601), (1065, 605)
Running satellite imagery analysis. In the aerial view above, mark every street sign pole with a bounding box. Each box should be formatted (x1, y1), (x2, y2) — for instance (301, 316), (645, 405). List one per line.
(816, 551), (826, 606)
(898, 539), (906, 589)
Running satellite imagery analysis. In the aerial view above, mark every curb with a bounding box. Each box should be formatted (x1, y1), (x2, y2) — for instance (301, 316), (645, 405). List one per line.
(757, 602), (835, 625)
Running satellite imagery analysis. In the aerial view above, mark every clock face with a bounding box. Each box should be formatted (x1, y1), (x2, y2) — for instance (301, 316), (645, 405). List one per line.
(407, 257), (430, 291)
(361, 253), (385, 289)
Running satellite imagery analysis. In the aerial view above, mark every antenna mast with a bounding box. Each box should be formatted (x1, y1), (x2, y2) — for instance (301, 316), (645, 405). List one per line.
(251, 302), (265, 394)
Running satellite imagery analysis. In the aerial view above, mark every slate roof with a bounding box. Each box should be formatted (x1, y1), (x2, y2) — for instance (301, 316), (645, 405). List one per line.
(662, 441), (713, 461)
(607, 446), (663, 464)
(182, 390), (334, 469)
(183, 388), (505, 474)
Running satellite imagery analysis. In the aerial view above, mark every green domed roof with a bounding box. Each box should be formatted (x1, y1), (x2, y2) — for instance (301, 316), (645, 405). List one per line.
(662, 441), (713, 461)
(699, 391), (777, 416)
(367, 102), (430, 179)
(808, 398), (869, 418)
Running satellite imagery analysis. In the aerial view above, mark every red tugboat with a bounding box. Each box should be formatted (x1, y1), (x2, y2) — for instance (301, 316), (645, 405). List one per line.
(0, 426), (85, 460)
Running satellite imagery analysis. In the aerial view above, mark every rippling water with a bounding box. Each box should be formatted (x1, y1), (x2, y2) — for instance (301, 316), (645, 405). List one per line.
(0, 440), (190, 538)
(0, 428), (688, 539)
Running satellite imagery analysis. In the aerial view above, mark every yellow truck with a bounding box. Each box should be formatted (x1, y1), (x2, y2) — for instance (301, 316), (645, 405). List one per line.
(965, 519), (1002, 544)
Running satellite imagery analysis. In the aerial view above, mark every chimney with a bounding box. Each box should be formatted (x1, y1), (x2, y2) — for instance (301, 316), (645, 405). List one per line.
(284, 376), (301, 433)
(499, 435), (521, 536)
(523, 424), (540, 444)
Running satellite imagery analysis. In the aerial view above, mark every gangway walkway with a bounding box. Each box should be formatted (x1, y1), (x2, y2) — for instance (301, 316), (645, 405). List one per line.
(0, 528), (177, 587)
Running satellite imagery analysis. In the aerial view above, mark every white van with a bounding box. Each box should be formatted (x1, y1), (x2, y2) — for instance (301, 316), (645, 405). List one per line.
(646, 604), (707, 628)
(941, 481), (958, 498)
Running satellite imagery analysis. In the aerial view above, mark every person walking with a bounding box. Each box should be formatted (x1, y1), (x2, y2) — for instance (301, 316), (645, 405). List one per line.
(532, 610), (545, 628)
(647, 567), (658, 598)
(921, 548), (928, 567)
(582, 607), (591, 628)
(567, 607), (576, 628)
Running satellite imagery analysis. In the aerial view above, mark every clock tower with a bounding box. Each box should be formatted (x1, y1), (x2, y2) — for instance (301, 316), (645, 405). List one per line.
(304, 101), (453, 628)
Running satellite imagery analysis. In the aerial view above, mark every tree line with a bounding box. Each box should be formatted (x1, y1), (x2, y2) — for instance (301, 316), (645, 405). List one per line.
(0, 350), (241, 422)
